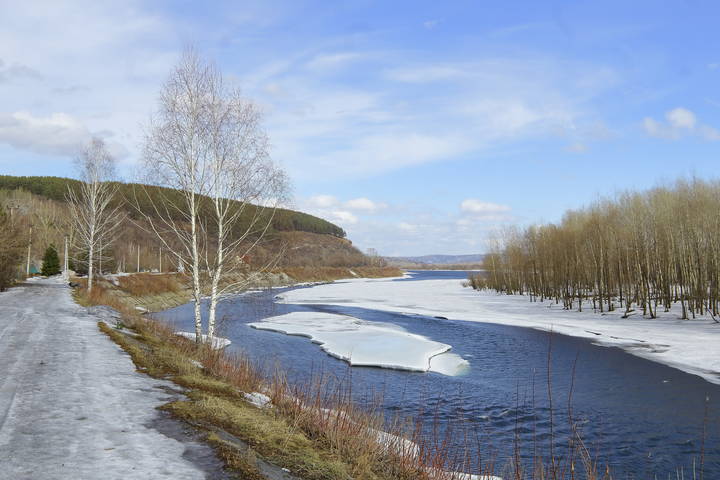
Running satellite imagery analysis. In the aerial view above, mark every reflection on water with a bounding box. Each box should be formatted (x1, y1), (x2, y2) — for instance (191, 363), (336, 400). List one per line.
(157, 271), (720, 478)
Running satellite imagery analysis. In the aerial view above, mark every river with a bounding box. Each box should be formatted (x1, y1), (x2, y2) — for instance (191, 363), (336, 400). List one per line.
(157, 270), (720, 478)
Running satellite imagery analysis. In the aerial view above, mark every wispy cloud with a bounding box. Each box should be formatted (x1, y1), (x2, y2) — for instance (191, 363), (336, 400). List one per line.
(643, 107), (720, 141)
(344, 197), (386, 212)
(0, 58), (42, 83)
(460, 199), (511, 214)
(253, 54), (618, 180)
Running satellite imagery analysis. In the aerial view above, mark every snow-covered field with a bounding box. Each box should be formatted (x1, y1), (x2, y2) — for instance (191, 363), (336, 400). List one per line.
(276, 275), (720, 385)
(249, 312), (469, 375)
(0, 277), (229, 479)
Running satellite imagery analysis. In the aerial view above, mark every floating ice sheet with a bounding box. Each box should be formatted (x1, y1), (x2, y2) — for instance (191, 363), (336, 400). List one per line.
(278, 276), (720, 384)
(249, 311), (468, 375)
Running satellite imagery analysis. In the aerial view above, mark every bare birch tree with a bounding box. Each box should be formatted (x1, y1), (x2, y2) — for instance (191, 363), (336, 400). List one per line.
(136, 49), (212, 342)
(66, 138), (123, 292)
(137, 48), (287, 343)
(203, 79), (288, 339)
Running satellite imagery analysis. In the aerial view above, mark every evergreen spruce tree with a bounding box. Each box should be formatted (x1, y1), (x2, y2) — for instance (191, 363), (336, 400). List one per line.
(41, 244), (61, 276)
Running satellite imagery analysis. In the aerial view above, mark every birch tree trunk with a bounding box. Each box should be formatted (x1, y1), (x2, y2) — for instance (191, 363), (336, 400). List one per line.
(66, 138), (123, 293)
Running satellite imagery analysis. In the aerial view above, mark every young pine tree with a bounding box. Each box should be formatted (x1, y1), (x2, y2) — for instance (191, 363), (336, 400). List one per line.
(41, 244), (61, 276)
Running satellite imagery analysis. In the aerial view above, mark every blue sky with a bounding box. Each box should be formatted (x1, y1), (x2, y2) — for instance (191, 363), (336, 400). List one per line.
(1, 1), (719, 255)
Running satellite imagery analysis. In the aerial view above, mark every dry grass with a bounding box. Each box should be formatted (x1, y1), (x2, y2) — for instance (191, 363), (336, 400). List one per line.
(81, 278), (615, 480)
(116, 273), (186, 296)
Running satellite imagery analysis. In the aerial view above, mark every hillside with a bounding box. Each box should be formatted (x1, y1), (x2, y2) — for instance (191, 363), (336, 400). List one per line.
(0, 175), (345, 238)
(0, 176), (390, 280)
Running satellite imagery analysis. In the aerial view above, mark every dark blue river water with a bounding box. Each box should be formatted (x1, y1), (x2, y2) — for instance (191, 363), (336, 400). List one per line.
(157, 271), (720, 478)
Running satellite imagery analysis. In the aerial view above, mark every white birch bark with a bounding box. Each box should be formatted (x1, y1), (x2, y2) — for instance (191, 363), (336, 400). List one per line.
(66, 138), (123, 292)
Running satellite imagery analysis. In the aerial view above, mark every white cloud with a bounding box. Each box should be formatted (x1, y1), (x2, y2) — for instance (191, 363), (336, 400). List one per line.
(0, 1), (177, 170)
(344, 197), (386, 212)
(643, 107), (720, 142)
(306, 194), (338, 208)
(0, 111), (90, 156)
(254, 54), (615, 181)
(460, 199), (511, 214)
(666, 107), (696, 129)
(423, 19), (441, 30)
(329, 210), (358, 224)
(699, 124), (720, 141)
(301, 195), (388, 227)
(0, 111), (129, 158)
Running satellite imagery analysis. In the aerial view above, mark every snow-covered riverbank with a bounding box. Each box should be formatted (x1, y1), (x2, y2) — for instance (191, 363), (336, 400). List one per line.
(276, 275), (720, 384)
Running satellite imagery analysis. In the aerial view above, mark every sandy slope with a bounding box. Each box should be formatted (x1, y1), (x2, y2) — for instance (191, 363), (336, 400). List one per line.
(0, 277), (228, 480)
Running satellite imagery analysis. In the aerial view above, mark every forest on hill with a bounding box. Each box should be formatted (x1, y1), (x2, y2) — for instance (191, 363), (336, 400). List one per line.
(0, 175), (345, 238)
(473, 178), (720, 321)
(0, 175), (376, 286)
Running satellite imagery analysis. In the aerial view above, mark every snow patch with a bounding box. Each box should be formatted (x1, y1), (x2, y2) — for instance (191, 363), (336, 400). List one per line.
(249, 312), (468, 375)
(278, 277), (720, 384)
(243, 391), (272, 409)
(174, 332), (231, 349)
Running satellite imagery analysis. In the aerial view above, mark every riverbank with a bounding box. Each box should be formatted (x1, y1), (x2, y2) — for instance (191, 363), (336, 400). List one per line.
(77, 277), (499, 480)
(277, 274), (720, 385)
(91, 266), (403, 313)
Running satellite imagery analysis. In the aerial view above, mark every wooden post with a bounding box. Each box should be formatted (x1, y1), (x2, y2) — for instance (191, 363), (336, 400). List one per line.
(26, 225), (32, 276)
(63, 234), (69, 279)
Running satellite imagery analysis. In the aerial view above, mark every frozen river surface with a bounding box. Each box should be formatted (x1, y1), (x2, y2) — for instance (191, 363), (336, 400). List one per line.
(159, 271), (720, 478)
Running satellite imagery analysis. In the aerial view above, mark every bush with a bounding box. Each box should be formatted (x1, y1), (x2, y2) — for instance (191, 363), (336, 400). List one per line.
(41, 244), (61, 276)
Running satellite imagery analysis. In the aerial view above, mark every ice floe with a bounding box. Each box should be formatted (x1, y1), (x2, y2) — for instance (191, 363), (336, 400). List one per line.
(278, 276), (720, 384)
(249, 311), (469, 375)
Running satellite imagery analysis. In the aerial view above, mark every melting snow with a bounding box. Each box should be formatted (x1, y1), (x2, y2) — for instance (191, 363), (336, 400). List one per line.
(175, 332), (231, 349)
(278, 276), (720, 384)
(249, 311), (469, 375)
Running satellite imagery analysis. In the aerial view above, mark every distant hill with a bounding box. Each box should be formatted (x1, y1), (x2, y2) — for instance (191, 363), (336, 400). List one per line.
(0, 175), (385, 272)
(385, 254), (485, 267)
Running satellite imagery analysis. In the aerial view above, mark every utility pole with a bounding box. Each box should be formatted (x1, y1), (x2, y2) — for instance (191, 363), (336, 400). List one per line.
(26, 224), (33, 276)
(137, 244), (140, 273)
(63, 234), (69, 279)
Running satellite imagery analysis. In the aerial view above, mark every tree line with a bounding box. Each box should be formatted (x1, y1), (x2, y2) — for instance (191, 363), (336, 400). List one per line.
(472, 178), (720, 321)
(0, 175), (346, 238)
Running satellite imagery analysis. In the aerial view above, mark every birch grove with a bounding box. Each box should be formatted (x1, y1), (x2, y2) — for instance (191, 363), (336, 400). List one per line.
(138, 49), (287, 342)
(473, 179), (720, 321)
(66, 138), (124, 292)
